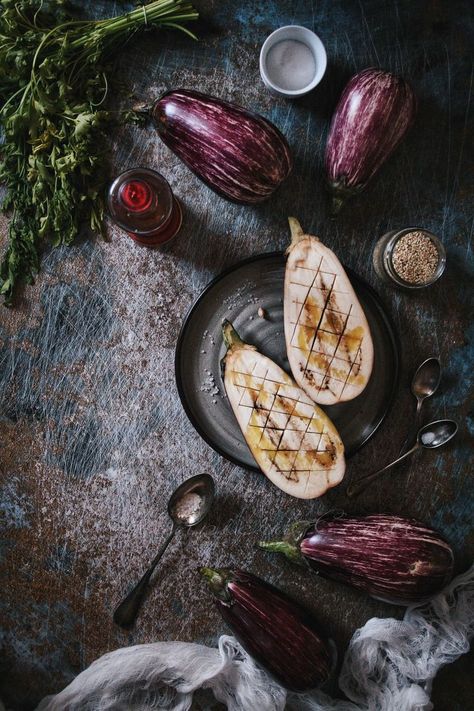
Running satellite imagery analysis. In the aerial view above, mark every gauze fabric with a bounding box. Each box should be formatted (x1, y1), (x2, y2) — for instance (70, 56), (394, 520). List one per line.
(36, 565), (474, 711)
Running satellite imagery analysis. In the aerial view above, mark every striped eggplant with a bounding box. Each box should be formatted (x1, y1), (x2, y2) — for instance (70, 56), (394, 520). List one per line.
(260, 514), (454, 605)
(325, 68), (416, 213)
(284, 217), (374, 404)
(200, 567), (334, 691)
(222, 320), (345, 499)
(152, 89), (292, 204)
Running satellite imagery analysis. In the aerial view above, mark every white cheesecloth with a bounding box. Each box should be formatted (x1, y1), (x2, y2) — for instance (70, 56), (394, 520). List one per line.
(36, 565), (473, 711)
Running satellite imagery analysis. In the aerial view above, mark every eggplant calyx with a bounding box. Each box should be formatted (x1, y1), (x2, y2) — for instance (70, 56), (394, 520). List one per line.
(259, 520), (312, 566)
(199, 566), (233, 603)
(286, 217), (319, 255)
(222, 320), (256, 354)
(288, 519), (314, 543)
(327, 179), (365, 217)
(258, 540), (303, 564)
(285, 217), (308, 256)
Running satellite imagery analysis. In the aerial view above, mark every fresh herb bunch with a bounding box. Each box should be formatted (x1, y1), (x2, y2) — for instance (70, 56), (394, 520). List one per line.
(0, 0), (198, 304)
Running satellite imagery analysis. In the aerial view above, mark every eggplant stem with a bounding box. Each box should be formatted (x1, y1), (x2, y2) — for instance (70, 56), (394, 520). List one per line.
(131, 101), (153, 117)
(286, 217), (320, 255)
(288, 216), (305, 241)
(259, 521), (312, 564)
(221, 320), (256, 355)
(258, 540), (303, 565)
(286, 217), (306, 253)
(222, 319), (244, 350)
(199, 566), (232, 602)
(200, 566), (223, 585)
(329, 195), (345, 217)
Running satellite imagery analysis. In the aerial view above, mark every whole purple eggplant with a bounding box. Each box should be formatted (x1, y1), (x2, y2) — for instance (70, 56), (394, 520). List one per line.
(200, 567), (333, 691)
(325, 68), (416, 213)
(152, 90), (292, 204)
(260, 514), (453, 606)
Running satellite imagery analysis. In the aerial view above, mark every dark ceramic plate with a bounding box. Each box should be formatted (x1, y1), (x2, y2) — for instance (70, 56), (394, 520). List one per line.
(175, 252), (399, 469)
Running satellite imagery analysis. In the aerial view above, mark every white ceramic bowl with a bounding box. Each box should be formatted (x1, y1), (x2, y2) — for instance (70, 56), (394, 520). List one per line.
(259, 25), (327, 98)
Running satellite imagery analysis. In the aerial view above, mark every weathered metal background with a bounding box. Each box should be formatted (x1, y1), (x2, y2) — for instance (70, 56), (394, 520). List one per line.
(0, 1), (473, 709)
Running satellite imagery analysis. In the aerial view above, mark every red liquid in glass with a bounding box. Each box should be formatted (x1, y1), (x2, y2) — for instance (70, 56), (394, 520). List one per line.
(108, 168), (182, 247)
(120, 180), (154, 213)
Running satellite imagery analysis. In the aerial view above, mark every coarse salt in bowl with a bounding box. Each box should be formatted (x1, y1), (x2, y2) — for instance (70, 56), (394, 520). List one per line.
(260, 25), (327, 98)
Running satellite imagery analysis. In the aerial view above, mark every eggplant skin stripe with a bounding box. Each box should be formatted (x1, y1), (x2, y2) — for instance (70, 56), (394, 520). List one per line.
(152, 89), (292, 204)
(261, 514), (454, 606)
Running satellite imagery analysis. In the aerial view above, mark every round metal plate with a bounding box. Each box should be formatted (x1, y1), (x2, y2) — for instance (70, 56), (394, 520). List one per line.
(175, 252), (399, 469)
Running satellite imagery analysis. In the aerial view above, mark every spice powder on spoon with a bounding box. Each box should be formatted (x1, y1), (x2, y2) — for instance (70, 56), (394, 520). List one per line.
(174, 492), (202, 521)
(391, 230), (440, 284)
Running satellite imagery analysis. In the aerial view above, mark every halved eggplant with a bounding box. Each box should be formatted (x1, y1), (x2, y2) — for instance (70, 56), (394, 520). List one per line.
(284, 218), (374, 405)
(222, 320), (345, 499)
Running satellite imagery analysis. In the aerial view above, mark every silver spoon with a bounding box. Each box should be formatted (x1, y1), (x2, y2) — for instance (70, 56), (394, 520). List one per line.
(347, 419), (458, 499)
(113, 473), (215, 628)
(398, 357), (442, 454)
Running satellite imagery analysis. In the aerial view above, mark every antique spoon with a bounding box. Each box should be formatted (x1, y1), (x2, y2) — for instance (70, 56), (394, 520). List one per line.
(347, 419), (458, 499)
(114, 473), (215, 628)
(398, 357), (441, 454)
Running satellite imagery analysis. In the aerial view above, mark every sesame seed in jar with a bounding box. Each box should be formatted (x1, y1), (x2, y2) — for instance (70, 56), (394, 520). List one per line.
(391, 231), (440, 284)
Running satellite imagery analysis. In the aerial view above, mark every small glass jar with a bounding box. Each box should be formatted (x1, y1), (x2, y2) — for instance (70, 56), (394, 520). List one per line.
(372, 227), (446, 289)
(108, 167), (182, 248)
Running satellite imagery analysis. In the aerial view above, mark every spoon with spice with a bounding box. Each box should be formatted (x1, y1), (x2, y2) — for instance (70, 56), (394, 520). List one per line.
(114, 473), (215, 628)
(398, 357), (442, 454)
(347, 419), (458, 499)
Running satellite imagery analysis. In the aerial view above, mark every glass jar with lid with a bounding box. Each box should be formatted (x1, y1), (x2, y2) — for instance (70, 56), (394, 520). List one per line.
(372, 227), (446, 289)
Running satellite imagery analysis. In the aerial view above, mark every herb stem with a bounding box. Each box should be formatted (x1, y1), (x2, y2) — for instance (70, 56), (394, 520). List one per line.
(0, 0), (198, 303)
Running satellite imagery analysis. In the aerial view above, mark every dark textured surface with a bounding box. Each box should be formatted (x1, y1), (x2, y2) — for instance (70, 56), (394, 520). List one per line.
(0, 1), (473, 709)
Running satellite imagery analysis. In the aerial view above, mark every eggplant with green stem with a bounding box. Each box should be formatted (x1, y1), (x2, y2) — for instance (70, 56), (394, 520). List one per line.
(152, 90), (292, 204)
(200, 567), (334, 691)
(222, 320), (345, 499)
(325, 68), (416, 214)
(259, 513), (454, 605)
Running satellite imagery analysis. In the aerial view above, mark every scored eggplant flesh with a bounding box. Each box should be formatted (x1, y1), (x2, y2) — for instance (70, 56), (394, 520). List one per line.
(222, 321), (345, 499)
(284, 218), (374, 405)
